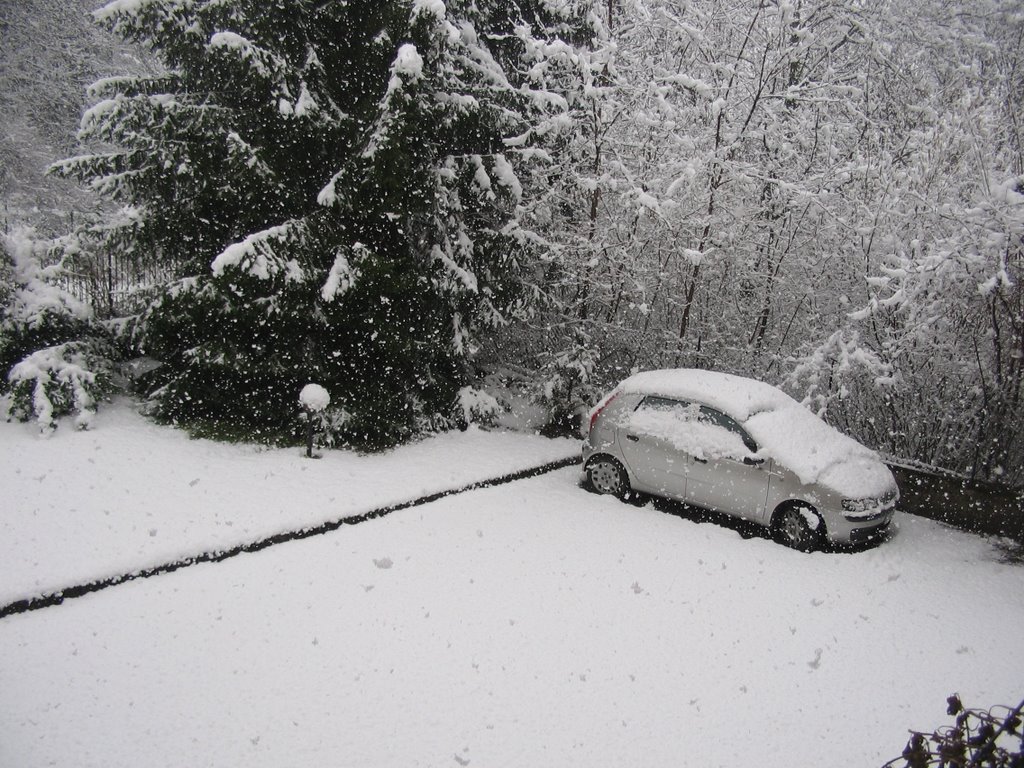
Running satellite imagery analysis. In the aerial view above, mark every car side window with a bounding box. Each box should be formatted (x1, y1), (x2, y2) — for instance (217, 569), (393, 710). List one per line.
(635, 396), (710, 425)
(697, 406), (758, 454)
(630, 396), (753, 462)
(635, 395), (688, 413)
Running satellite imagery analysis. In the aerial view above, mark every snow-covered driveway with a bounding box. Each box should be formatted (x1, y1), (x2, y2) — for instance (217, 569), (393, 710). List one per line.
(1, 405), (1022, 767)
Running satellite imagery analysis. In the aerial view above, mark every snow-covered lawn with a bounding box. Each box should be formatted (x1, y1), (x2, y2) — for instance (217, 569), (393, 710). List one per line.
(0, 400), (577, 606)
(1, 402), (1022, 767)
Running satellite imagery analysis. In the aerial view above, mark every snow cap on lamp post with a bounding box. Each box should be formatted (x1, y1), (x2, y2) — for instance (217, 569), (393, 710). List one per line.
(300, 383), (330, 412)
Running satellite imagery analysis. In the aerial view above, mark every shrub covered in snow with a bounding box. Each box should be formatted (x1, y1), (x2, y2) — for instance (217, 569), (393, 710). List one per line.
(6, 341), (111, 431)
(1, 230), (117, 431)
(883, 695), (1024, 768)
(535, 341), (602, 437)
(0, 229), (92, 387)
(457, 385), (502, 427)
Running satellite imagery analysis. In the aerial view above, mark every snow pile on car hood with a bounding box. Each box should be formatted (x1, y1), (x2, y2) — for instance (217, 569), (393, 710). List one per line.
(744, 406), (896, 499)
(618, 369), (896, 499)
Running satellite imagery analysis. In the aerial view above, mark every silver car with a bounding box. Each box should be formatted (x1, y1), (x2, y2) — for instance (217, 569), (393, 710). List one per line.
(582, 369), (898, 550)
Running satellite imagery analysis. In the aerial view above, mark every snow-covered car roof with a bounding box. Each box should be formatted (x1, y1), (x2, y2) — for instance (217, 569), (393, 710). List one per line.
(614, 369), (895, 498)
(618, 369), (794, 420)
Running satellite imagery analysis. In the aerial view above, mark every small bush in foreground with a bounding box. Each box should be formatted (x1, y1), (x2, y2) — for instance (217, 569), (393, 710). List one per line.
(884, 694), (1023, 768)
(5, 341), (112, 432)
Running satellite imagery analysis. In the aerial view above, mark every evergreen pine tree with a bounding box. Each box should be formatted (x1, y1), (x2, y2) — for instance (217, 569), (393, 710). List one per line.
(55, 0), (593, 445)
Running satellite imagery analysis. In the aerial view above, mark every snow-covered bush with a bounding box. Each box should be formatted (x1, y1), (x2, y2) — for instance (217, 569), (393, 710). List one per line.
(312, 406), (353, 449)
(6, 341), (111, 432)
(1, 230), (118, 432)
(457, 385), (502, 427)
(535, 342), (603, 436)
(785, 331), (894, 418)
(1, 229), (92, 386)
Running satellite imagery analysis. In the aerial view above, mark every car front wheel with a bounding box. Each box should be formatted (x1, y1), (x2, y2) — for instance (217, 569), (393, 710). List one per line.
(587, 456), (630, 498)
(772, 505), (823, 552)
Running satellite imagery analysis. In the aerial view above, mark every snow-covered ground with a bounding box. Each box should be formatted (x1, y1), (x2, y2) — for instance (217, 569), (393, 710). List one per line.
(1, 401), (1022, 767)
(0, 400), (577, 606)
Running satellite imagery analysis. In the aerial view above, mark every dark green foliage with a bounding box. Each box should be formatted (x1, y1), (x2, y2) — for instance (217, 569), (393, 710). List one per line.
(59, 0), (591, 445)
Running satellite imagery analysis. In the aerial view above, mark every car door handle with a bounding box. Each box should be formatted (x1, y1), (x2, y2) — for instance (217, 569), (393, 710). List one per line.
(626, 434), (639, 442)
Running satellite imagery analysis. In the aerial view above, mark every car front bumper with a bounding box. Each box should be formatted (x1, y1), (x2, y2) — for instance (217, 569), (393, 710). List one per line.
(824, 506), (896, 544)
(848, 519), (892, 545)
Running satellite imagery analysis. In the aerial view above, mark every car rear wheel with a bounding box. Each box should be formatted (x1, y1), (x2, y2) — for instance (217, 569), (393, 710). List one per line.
(587, 456), (630, 498)
(772, 505), (823, 552)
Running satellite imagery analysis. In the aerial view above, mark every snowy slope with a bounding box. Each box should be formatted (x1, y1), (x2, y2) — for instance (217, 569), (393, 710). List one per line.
(1, 402), (1022, 767)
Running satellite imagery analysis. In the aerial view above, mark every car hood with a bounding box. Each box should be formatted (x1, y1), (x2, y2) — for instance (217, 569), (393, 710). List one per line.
(744, 405), (896, 499)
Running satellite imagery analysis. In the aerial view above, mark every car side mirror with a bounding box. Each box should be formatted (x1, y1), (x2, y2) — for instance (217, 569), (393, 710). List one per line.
(743, 456), (764, 466)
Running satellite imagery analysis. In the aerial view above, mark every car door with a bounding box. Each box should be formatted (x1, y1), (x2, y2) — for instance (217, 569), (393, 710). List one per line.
(680, 405), (771, 520)
(617, 396), (692, 498)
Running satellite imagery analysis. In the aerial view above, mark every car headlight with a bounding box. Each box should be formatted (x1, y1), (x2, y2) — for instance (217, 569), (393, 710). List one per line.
(842, 497), (894, 522)
(842, 498), (873, 513)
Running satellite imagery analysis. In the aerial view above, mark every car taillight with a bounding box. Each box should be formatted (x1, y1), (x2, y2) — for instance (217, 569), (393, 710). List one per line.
(588, 391), (620, 433)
